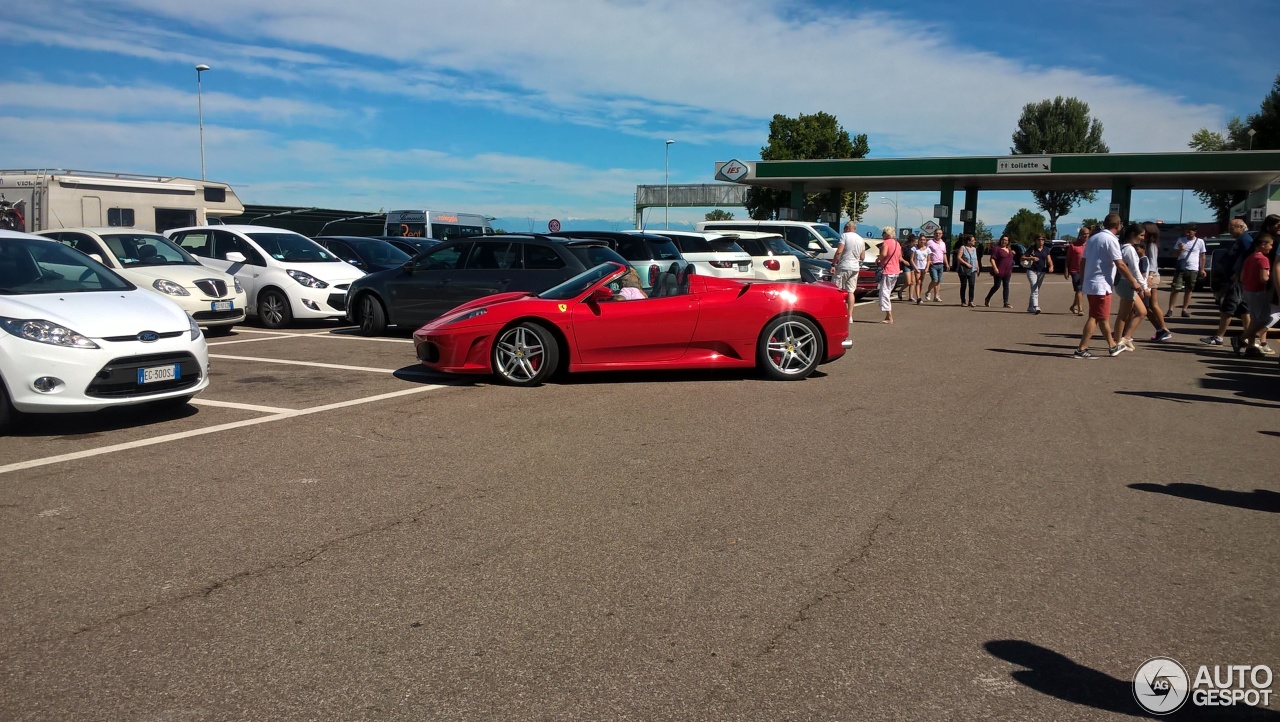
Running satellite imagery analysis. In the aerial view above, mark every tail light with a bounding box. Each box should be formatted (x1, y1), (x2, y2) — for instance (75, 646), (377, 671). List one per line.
(709, 261), (734, 268)
(648, 264), (659, 287)
(764, 259), (780, 271)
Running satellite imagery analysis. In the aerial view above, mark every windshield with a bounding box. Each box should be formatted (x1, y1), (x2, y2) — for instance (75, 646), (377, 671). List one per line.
(645, 239), (681, 260)
(247, 232), (337, 263)
(812, 224), (841, 243)
(352, 240), (411, 265)
(0, 238), (133, 294)
(565, 244), (629, 268)
(538, 263), (623, 300)
(102, 233), (198, 267)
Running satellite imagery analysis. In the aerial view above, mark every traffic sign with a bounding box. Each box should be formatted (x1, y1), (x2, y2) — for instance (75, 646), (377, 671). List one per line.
(548, 219), (561, 233)
(920, 220), (940, 235)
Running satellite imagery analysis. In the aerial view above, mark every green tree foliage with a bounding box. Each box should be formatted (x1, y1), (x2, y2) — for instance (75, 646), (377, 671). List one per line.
(1004, 208), (1048, 245)
(973, 219), (993, 245)
(704, 209), (734, 221)
(744, 112), (870, 223)
(1188, 75), (1280, 223)
(1011, 96), (1109, 238)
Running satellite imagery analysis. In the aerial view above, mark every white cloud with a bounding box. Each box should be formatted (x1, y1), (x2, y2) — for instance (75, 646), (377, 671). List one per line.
(4, 0), (1229, 153)
(0, 82), (342, 124)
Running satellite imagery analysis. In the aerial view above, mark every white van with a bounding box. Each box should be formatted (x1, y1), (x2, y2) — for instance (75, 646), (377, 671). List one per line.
(166, 225), (364, 328)
(697, 220), (846, 261)
(384, 210), (494, 242)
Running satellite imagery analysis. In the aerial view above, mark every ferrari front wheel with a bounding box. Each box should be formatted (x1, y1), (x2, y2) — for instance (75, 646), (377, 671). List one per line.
(758, 316), (822, 381)
(492, 322), (559, 386)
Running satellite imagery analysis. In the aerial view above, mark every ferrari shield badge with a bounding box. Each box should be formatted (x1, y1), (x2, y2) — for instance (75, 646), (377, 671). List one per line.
(558, 304), (568, 313)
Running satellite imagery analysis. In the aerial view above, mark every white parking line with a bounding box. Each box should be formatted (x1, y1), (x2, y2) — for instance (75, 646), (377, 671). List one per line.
(311, 334), (415, 344)
(0, 385), (446, 475)
(208, 354), (406, 374)
(191, 398), (297, 414)
(206, 336), (307, 346)
(223, 328), (295, 336)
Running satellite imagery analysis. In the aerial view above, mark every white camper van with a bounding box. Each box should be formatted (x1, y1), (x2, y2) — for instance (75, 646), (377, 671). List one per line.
(0, 169), (244, 234)
(383, 210), (494, 242)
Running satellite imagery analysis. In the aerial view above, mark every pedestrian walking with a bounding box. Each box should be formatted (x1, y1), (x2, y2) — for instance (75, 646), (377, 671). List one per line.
(1066, 227), (1087, 315)
(832, 221), (866, 323)
(1114, 224), (1150, 351)
(876, 226), (902, 324)
(899, 232), (916, 301)
(1166, 223), (1205, 318)
(1074, 214), (1143, 358)
(1200, 216), (1278, 346)
(956, 234), (979, 307)
(1141, 221), (1173, 341)
(1024, 234), (1053, 314)
(984, 235), (1014, 308)
(925, 228), (949, 302)
(910, 235), (929, 304)
(1236, 232), (1275, 356)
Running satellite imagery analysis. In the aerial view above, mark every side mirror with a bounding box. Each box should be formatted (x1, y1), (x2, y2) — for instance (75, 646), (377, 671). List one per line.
(589, 286), (613, 302)
(225, 251), (247, 263)
(401, 260), (416, 272)
(88, 253), (105, 264)
(807, 250), (818, 258)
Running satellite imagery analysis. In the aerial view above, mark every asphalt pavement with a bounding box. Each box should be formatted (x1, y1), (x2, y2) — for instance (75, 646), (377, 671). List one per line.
(1, 277), (1277, 721)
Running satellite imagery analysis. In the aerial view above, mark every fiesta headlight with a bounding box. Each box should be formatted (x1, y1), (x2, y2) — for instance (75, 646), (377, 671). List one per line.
(286, 270), (328, 289)
(447, 308), (487, 325)
(152, 278), (190, 296)
(0, 317), (99, 349)
(188, 314), (202, 340)
(232, 277), (243, 293)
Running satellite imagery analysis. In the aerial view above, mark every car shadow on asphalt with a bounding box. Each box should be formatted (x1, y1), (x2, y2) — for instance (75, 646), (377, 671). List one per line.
(392, 366), (481, 386)
(554, 368), (829, 386)
(984, 640), (1280, 720)
(1129, 483), (1280, 514)
(9, 403), (200, 439)
(987, 347), (1076, 359)
(1115, 390), (1280, 410)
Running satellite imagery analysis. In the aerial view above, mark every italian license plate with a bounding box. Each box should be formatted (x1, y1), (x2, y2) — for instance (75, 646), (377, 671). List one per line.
(211, 300), (233, 311)
(737, 263), (750, 271)
(138, 364), (179, 384)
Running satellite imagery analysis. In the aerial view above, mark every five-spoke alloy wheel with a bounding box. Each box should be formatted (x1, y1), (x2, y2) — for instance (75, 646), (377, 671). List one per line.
(758, 316), (822, 380)
(492, 322), (559, 386)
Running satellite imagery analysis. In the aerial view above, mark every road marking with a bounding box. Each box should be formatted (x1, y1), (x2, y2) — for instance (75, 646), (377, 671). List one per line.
(311, 333), (415, 344)
(208, 354), (405, 374)
(191, 398), (297, 414)
(206, 335), (307, 346)
(223, 328), (296, 336)
(0, 385), (445, 475)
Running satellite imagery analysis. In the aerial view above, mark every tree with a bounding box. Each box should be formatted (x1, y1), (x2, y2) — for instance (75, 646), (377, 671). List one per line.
(1188, 74), (1280, 223)
(704, 209), (734, 221)
(1011, 96), (1109, 238)
(744, 112), (870, 224)
(1004, 208), (1048, 245)
(973, 219), (993, 245)
(1188, 121), (1249, 223)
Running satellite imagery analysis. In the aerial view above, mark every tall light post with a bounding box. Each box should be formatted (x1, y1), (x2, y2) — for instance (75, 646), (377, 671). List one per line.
(195, 64), (210, 180)
(879, 194), (899, 232)
(664, 140), (675, 229)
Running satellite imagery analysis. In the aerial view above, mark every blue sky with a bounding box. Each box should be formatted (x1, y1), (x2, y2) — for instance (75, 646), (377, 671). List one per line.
(1, 0), (1276, 235)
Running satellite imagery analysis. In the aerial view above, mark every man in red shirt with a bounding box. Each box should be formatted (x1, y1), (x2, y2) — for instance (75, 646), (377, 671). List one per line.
(1064, 226), (1088, 315)
(1236, 233), (1275, 356)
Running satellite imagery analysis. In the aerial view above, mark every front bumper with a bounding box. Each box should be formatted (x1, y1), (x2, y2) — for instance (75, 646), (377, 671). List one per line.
(286, 284), (350, 319)
(170, 291), (249, 326)
(1, 333), (210, 413)
(413, 323), (501, 375)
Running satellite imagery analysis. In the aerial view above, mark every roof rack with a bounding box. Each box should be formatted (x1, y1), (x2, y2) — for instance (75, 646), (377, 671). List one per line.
(0, 168), (196, 183)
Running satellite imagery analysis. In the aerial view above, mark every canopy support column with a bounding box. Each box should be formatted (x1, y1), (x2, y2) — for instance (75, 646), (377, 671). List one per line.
(938, 180), (955, 243)
(962, 186), (979, 237)
(1110, 179), (1133, 223)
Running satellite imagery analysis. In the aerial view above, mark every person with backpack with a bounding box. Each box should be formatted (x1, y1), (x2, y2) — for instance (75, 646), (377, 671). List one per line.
(1166, 223), (1205, 318)
(1200, 218), (1258, 346)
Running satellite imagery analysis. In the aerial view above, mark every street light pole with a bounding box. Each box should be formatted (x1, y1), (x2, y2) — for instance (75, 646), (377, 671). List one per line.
(664, 140), (675, 230)
(196, 64), (210, 180)
(879, 194), (899, 231)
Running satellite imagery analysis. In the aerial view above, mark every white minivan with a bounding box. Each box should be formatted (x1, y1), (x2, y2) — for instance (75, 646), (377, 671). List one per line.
(166, 225), (364, 328)
(697, 220), (847, 261)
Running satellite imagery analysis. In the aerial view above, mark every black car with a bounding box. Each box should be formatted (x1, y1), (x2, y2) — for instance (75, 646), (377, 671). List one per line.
(374, 236), (441, 256)
(553, 230), (686, 290)
(1049, 240), (1068, 272)
(346, 234), (629, 335)
(315, 236), (413, 273)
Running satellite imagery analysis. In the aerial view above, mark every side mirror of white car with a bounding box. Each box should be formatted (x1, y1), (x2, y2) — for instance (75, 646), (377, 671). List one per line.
(225, 252), (247, 263)
(88, 253), (105, 264)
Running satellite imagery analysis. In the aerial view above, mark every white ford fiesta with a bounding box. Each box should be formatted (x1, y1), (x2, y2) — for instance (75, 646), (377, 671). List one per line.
(0, 230), (210, 431)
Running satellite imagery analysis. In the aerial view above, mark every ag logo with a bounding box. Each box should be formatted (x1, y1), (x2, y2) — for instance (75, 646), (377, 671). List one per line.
(1134, 657), (1190, 715)
(557, 304), (567, 313)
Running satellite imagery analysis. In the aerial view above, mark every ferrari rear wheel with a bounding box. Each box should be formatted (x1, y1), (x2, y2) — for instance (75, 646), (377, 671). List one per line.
(758, 316), (822, 380)
(492, 322), (559, 387)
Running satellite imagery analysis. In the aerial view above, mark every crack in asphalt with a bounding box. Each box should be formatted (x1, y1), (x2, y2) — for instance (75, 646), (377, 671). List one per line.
(21, 503), (439, 649)
(757, 359), (1033, 657)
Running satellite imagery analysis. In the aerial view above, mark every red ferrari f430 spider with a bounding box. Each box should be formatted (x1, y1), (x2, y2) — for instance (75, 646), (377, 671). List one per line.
(413, 262), (851, 385)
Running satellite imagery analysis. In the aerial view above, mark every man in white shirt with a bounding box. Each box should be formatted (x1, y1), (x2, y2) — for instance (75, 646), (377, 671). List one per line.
(1074, 214), (1144, 358)
(832, 220), (866, 322)
(1166, 223), (1205, 318)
